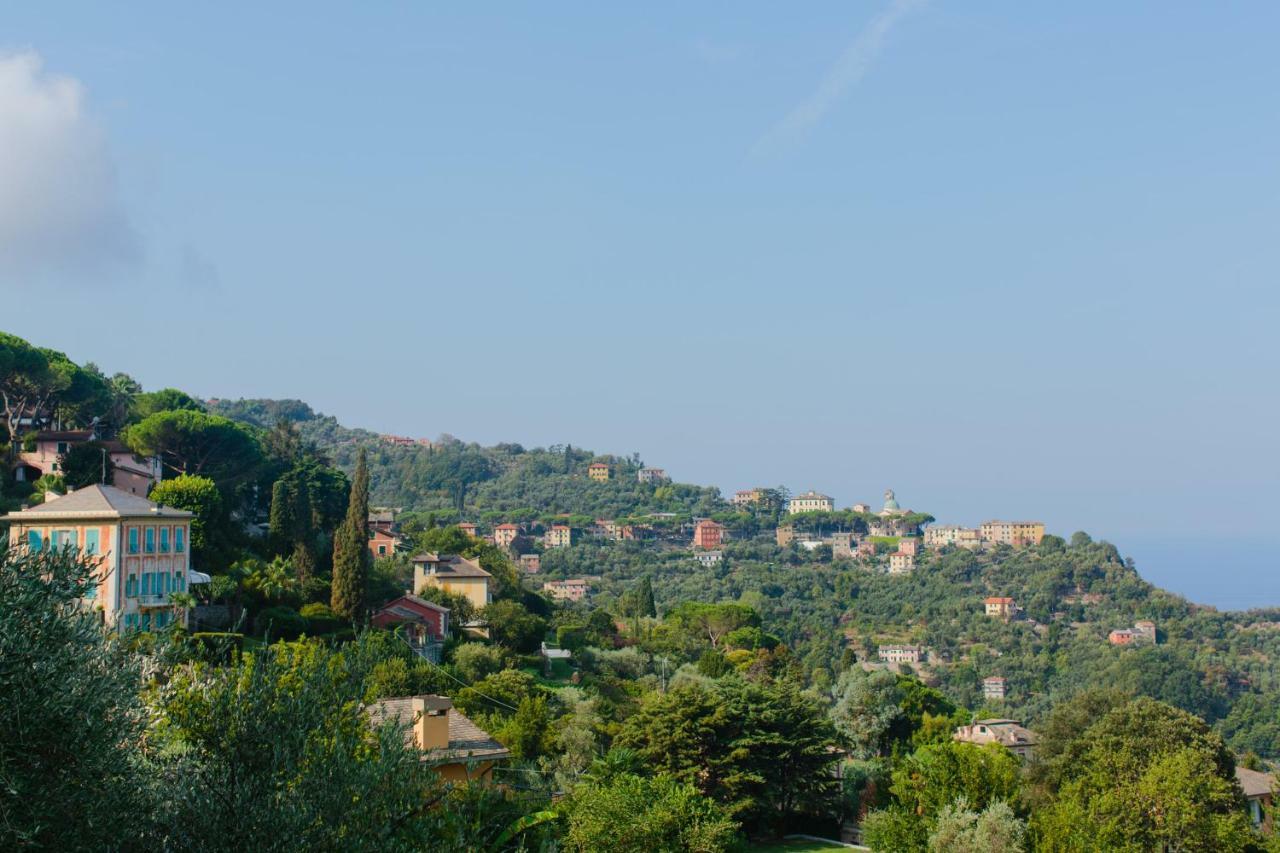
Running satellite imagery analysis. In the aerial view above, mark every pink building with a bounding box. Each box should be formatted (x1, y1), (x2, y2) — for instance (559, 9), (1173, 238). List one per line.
(519, 553), (541, 573)
(3, 485), (196, 631)
(456, 522), (479, 538)
(13, 430), (161, 496)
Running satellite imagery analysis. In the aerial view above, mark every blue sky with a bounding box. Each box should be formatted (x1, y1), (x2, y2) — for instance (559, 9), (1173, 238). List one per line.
(3, 3), (1278, 607)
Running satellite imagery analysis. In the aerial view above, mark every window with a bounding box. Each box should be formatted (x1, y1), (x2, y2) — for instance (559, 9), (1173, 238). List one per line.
(142, 573), (152, 596)
(144, 528), (155, 553)
(126, 575), (137, 597)
(27, 529), (43, 552)
(84, 529), (99, 556)
(57, 441), (68, 454)
(378, 545), (387, 556)
(124, 613), (139, 630)
(175, 571), (185, 592)
(128, 528), (139, 554)
(175, 527), (185, 553)
(160, 527), (170, 553)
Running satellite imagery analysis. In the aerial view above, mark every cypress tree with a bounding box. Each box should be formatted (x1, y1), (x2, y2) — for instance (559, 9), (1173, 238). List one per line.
(637, 575), (657, 618)
(330, 449), (371, 622)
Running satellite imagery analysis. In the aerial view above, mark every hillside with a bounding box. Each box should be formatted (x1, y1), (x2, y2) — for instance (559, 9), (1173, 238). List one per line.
(208, 398), (1280, 759)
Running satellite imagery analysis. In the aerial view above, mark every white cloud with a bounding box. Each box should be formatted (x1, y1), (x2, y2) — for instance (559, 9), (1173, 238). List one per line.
(752, 0), (924, 157)
(0, 50), (137, 278)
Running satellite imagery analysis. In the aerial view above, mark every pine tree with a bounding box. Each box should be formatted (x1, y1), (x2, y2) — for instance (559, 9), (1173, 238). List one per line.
(330, 449), (370, 622)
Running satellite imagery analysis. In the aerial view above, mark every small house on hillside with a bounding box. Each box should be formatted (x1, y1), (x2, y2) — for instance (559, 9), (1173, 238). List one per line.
(366, 695), (510, 784)
(413, 553), (492, 610)
(1237, 766), (1276, 831)
(372, 594), (449, 662)
(954, 719), (1037, 760)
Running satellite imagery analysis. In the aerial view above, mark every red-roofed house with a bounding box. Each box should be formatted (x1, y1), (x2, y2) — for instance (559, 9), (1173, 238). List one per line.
(985, 597), (1016, 618)
(493, 523), (521, 548)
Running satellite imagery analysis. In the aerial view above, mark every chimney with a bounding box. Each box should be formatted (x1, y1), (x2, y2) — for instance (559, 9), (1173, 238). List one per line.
(411, 695), (451, 751)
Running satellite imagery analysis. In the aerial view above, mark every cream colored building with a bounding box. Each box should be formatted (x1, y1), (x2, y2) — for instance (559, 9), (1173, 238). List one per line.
(588, 462), (610, 482)
(544, 524), (573, 549)
(888, 552), (916, 574)
(788, 490), (834, 514)
(979, 520), (1045, 547)
(925, 525), (983, 550)
(413, 552), (492, 610)
(2, 485), (195, 632)
(954, 719), (1037, 761)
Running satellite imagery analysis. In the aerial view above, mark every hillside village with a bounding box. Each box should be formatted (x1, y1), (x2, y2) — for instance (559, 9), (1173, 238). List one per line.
(3, 331), (1279, 851)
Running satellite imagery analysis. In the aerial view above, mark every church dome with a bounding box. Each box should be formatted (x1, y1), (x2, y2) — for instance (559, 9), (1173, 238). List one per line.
(882, 489), (900, 513)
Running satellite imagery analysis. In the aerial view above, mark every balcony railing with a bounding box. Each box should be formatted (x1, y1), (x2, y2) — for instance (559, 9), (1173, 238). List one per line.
(136, 593), (171, 607)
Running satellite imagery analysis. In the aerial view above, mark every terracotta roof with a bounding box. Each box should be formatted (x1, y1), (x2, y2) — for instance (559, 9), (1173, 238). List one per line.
(495, 523), (520, 530)
(376, 594), (450, 616)
(986, 597), (1015, 604)
(367, 697), (511, 764)
(1236, 766), (1276, 799)
(2, 484), (192, 521)
(409, 553), (491, 578)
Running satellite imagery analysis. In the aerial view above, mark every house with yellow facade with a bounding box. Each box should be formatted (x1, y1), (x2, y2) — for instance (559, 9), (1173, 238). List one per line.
(366, 694), (510, 783)
(588, 462), (610, 481)
(412, 552), (492, 610)
(2, 485), (196, 631)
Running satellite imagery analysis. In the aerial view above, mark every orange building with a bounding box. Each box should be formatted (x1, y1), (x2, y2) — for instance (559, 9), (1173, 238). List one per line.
(368, 527), (401, 558)
(692, 519), (725, 550)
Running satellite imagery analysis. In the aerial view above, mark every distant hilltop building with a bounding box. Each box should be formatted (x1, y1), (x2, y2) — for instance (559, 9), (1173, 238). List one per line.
(733, 488), (766, 507)
(888, 551), (916, 574)
(1109, 620), (1157, 646)
(979, 520), (1045, 548)
(543, 578), (590, 602)
(954, 719), (1037, 760)
(588, 462), (611, 482)
(692, 519), (725, 550)
(380, 434), (431, 448)
(544, 524), (573, 549)
(878, 644), (923, 664)
(637, 467), (667, 483)
(925, 525), (983, 549)
(493, 523), (521, 549)
(852, 503), (871, 514)
(983, 676), (1008, 701)
(924, 520), (1045, 550)
(985, 597), (1016, 619)
(13, 429), (162, 496)
(456, 522), (479, 538)
(788, 491), (834, 514)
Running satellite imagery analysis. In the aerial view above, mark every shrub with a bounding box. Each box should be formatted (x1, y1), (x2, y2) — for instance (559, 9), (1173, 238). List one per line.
(255, 606), (306, 641)
(188, 632), (245, 664)
(299, 602), (342, 635)
(453, 643), (507, 683)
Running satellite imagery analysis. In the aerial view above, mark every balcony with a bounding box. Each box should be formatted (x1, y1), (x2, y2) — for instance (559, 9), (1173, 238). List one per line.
(136, 593), (171, 607)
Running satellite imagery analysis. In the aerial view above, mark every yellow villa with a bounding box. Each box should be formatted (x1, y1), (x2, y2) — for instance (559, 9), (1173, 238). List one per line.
(2, 484), (197, 632)
(412, 552), (492, 610)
